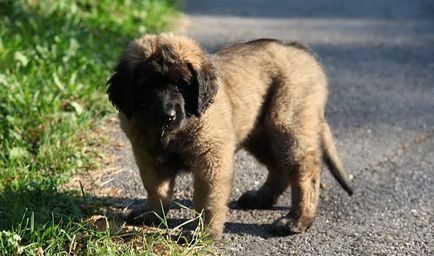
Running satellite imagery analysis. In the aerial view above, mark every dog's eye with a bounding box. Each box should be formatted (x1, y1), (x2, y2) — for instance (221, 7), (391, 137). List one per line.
(176, 81), (188, 92)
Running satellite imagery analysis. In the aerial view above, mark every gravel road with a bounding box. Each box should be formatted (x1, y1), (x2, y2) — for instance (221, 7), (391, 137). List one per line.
(100, 0), (434, 254)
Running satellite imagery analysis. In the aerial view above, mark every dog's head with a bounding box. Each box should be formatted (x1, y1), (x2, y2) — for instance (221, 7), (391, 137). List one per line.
(107, 34), (218, 137)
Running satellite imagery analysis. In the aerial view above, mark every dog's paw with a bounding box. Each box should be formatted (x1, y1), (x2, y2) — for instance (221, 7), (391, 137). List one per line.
(124, 206), (163, 226)
(237, 190), (274, 209)
(270, 215), (314, 236)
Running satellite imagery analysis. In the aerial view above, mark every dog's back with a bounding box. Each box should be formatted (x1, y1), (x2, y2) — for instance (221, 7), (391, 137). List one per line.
(212, 39), (327, 145)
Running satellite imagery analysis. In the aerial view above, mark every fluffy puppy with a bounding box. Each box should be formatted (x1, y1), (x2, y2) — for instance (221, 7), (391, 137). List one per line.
(107, 33), (353, 239)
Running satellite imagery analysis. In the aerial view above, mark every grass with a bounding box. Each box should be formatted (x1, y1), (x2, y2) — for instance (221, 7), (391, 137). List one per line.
(0, 0), (213, 254)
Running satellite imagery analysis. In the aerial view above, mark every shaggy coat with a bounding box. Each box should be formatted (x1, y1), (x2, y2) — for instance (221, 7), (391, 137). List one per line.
(107, 33), (352, 239)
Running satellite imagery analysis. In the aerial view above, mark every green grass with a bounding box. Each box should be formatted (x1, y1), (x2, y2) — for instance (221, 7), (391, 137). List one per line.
(0, 0), (213, 254)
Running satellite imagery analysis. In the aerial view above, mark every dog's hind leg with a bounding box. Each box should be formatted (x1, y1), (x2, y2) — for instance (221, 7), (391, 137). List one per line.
(271, 141), (322, 235)
(268, 108), (323, 235)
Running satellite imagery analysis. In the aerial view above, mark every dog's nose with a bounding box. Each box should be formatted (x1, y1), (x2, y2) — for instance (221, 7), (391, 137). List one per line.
(164, 109), (176, 122)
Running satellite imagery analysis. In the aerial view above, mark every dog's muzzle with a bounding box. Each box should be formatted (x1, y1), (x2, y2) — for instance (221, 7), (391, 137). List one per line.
(162, 108), (176, 123)
(158, 104), (182, 137)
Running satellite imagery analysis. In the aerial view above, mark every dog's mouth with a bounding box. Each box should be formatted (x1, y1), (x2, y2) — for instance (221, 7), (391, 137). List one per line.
(158, 119), (183, 139)
(156, 122), (182, 147)
(159, 123), (171, 138)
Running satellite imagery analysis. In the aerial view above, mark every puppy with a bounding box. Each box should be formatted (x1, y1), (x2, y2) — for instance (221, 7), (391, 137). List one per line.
(107, 33), (353, 239)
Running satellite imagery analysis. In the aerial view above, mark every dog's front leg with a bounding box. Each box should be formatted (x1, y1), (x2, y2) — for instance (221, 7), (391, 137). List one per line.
(191, 143), (235, 240)
(128, 158), (175, 225)
(141, 167), (174, 221)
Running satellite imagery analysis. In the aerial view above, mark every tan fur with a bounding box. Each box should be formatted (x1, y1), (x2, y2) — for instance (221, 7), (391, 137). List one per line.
(112, 33), (352, 239)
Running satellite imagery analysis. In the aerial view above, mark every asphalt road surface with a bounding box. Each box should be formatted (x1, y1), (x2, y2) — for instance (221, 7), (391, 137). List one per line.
(105, 0), (434, 255)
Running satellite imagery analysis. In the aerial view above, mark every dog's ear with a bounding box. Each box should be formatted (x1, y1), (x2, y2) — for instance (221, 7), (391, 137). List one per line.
(106, 58), (135, 119)
(187, 62), (218, 117)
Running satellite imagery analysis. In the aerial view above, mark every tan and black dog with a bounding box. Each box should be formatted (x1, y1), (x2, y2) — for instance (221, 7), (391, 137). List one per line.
(107, 33), (352, 239)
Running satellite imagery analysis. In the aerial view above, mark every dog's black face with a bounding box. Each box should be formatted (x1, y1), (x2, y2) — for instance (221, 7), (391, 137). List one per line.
(132, 62), (191, 136)
(107, 44), (218, 140)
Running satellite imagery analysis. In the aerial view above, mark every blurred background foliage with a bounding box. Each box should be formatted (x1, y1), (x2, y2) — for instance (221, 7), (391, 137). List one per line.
(0, 0), (180, 254)
(0, 0), (177, 187)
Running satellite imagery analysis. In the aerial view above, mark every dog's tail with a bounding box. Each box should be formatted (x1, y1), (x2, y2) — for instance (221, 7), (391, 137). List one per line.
(321, 121), (353, 196)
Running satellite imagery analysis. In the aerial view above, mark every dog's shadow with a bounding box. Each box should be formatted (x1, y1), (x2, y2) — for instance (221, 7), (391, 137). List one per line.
(120, 198), (289, 239)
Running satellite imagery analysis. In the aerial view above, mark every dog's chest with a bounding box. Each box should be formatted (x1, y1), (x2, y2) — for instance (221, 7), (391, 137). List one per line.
(156, 151), (188, 170)
(149, 143), (190, 173)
